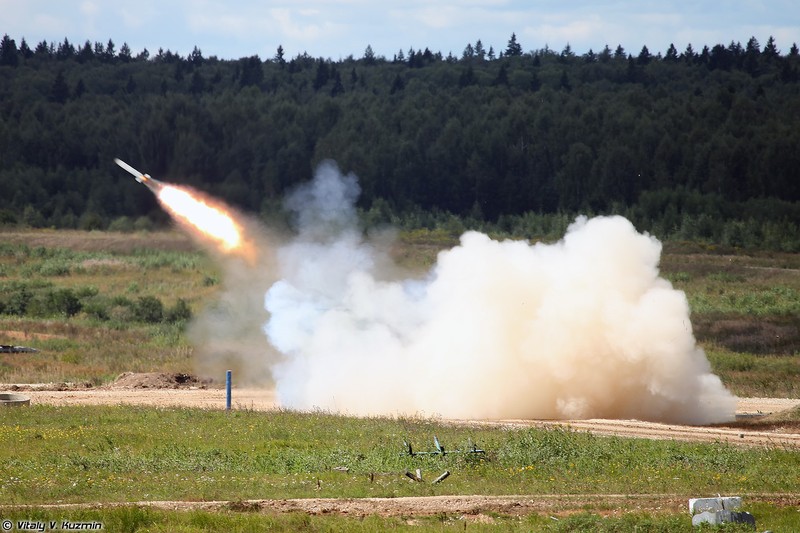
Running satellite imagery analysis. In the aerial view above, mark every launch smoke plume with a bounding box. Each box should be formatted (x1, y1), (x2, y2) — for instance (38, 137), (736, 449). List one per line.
(263, 161), (736, 424)
(186, 208), (281, 384)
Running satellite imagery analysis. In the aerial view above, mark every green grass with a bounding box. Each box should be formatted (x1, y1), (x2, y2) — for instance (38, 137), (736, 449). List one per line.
(705, 345), (800, 398)
(3, 505), (791, 532)
(0, 235), (216, 383)
(1, 406), (798, 530)
(0, 507), (696, 532)
(1, 230), (799, 530)
(1, 406), (798, 506)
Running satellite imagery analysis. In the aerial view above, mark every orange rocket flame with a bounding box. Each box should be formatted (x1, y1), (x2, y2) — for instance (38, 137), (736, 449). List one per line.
(157, 184), (255, 263)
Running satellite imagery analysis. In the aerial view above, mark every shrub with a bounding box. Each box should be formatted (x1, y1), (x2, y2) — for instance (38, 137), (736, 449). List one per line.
(78, 212), (105, 231)
(4, 285), (32, 315)
(50, 288), (82, 317)
(165, 298), (192, 323)
(134, 296), (164, 323)
(28, 288), (82, 318)
(133, 216), (154, 232)
(108, 216), (135, 232)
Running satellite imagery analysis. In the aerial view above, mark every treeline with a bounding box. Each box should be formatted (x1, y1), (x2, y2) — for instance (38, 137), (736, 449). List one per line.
(1, 33), (799, 249)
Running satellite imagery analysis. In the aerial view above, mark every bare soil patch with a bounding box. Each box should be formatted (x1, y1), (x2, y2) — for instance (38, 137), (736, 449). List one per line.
(110, 371), (213, 389)
(693, 315), (800, 355)
(2, 372), (273, 410)
(1, 330), (67, 342)
(5, 493), (800, 518)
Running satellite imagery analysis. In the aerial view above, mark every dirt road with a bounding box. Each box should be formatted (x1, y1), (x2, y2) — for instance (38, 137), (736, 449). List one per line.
(8, 492), (800, 519)
(7, 379), (800, 448)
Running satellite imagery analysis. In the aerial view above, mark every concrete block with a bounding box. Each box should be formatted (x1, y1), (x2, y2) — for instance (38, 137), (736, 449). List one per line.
(692, 510), (755, 529)
(688, 496), (741, 514)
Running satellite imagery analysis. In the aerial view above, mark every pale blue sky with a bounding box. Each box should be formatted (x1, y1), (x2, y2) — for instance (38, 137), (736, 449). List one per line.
(2, 1), (798, 61)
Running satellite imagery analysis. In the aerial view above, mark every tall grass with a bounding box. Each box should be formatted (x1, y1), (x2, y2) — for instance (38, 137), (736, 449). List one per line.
(706, 346), (800, 398)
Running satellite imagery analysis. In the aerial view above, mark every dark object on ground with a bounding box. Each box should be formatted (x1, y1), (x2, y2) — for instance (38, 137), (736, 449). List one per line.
(0, 345), (39, 353)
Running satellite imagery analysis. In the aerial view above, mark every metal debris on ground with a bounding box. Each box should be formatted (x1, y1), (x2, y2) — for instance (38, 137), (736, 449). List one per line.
(0, 345), (39, 353)
(402, 436), (486, 457)
(404, 470), (423, 482)
(432, 471), (451, 483)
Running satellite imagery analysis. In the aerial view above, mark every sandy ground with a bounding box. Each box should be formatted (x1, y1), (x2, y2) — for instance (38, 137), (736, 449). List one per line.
(5, 382), (800, 448)
(9, 493), (800, 519)
(16, 386), (274, 411)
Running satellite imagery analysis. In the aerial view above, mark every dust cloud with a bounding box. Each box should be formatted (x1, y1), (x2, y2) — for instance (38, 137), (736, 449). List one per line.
(262, 161), (737, 424)
(189, 213), (283, 385)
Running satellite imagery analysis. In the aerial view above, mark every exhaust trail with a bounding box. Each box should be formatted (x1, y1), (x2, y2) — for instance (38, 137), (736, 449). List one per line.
(115, 158), (255, 263)
(263, 161), (737, 424)
(114, 158), (277, 381)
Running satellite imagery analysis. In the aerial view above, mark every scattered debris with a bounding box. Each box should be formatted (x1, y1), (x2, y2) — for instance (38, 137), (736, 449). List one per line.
(402, 436), (485, 457)
(111, 372), (212, 389)
(692, 510), (755, 528)
(432, 471), (451, 484)
(0, 345), (39, 353)
(405, 470), (423, 482)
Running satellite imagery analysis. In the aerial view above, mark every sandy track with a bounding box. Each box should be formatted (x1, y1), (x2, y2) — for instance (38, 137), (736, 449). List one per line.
(16, 387), (276, 411)
(7, 386), (800, 448)
(5, 493), (800, 518)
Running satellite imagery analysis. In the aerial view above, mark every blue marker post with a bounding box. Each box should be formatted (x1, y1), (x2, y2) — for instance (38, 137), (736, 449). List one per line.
(225, 370), (232, 411)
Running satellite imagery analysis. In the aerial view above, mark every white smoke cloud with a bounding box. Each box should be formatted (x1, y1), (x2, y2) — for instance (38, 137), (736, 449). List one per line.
(263, 161), (736, 424)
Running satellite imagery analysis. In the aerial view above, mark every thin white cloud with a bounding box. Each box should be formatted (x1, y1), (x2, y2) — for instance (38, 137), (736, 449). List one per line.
(117, 7), (151, 30)
(269, 8), (344, 42)
(30, 14), (69, 37)
(80, 1), (99, 17)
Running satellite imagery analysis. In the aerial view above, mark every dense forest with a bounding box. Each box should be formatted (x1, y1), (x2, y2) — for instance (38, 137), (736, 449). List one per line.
(1, 33), (799, 249)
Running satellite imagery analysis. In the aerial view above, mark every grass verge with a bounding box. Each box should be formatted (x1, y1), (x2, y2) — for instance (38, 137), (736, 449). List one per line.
(1, 406), (798, 530)
(1, 406), (798, 504)
(3, 505), (795, 532)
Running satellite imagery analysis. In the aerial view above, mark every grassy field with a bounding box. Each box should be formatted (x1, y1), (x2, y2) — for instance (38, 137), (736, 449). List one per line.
(1, 405), (798, 530)
(1, 228), (798, 531)
(1, 229), (797, 395)
(0, 230), (212, 383)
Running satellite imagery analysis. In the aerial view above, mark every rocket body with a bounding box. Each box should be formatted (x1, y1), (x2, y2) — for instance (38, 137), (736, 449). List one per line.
(114, 158), (162, 191)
